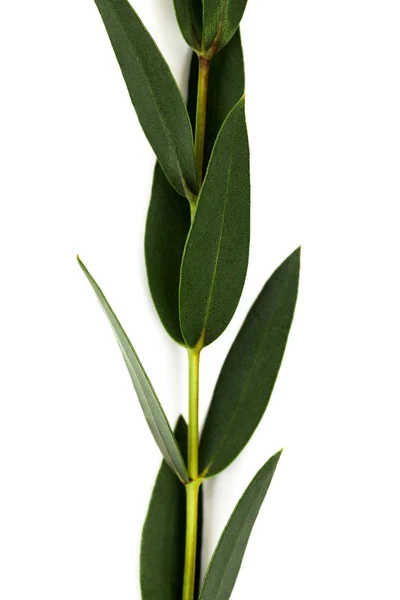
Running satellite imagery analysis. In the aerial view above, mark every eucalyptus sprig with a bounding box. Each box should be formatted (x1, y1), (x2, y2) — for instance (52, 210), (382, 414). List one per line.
(78, 1), (300, 599)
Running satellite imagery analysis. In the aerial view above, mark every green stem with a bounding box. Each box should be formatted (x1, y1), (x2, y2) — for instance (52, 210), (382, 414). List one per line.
(194, 56), (210, 188)
(182, 51), (210, 600)
(182, 479), (200, 600)
(188, 348), (200, 479)
(182, 349), (201, 600)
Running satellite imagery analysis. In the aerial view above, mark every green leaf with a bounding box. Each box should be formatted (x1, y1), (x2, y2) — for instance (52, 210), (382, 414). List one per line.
(93, 0), (197, 196)
(77, 257), (188, 483)
(179, 98), (250, 348)
(145, 32), (244, 343)
(200, 248), (300, 476)
(141, 417), (203, 600)
(202, 0), (248, 54)
(140, 417), (187, 600)
(173, 0), (203, 50)
(199, 451), (282, 600)
(145, 163), (190, 345)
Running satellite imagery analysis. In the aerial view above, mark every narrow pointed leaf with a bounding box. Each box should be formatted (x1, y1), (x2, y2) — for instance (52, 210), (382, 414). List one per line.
(77, 257), (188, 483)
(202, 0), (248, 53)
(93, 0), (197, 196)
(173, 0), (203, 50)
(200, 248), (300, 476)
(179, 98), (250, 348)
(145, 32), (244, 343)
(141, 417), (203, 600)
(199, 451), (282, 600)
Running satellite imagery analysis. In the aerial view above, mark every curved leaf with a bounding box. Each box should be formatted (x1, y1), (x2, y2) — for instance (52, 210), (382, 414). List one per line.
(200, 248), (300, 476)
(179, 98), (250, 348)
(145, 32), (245, 343)
(93, 0), (197, 196)
(173, 0), (203, 50)
(77, 257), (188, 483)
(202, 0), (248, 54)
(199, 451), (282, 600)
(141, 417), (203, 600)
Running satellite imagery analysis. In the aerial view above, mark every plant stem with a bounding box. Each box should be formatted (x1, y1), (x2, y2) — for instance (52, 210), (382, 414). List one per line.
(194, 56), (210, 187)
(182, 479), (200, 600)
(188, 348), (200, 480)
(182, 51), (210, 600)
(182, 349), (201, 600)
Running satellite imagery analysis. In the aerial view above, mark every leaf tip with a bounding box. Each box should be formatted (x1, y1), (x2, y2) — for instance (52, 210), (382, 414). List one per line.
(176, 414), (186, 427)
(175, 414), (188, 439)
(269, 448), (284, 469)
(76, 255), (88, 274)
(285, 246), (301, 271)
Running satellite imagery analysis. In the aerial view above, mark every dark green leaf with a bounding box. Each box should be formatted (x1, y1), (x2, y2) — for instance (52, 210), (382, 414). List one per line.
(145, 163), (190, 345)
(199, 451), (282, 600)
(141, 417), (203, 600)
(93, 0), (197, 196)
(145, 32), (244, 343)
(77, 257), (188, 483)
(200, 248), (300, 476)
(173, 0), (203, 50)
(202, 0), (248, 54)
(179, 98), (250, 348)
(140, 417), (187, 600)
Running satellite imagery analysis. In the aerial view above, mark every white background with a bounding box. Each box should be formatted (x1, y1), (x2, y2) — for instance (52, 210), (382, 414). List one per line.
(1, 0), (400, 598)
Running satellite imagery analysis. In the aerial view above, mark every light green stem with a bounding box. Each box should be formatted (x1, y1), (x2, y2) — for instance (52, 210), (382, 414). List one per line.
(182, 479), (200, 600)
(182, 349), (201, 600)
(188, 348), (200, 479)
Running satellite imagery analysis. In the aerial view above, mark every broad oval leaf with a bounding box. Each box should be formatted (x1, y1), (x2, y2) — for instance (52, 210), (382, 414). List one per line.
(93, 0), (197, 196)
(179, 98), (250, 348)
(202, 0), (248, 54)
(199, 451), (282, 600)
(145, 32), (245, 343)
(200, 248), (300, 476)
(145, 163), (190, 345)
(77, 257), (188, 483)
(173, 0), (203, 50)
(141, 417), (203, 600)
